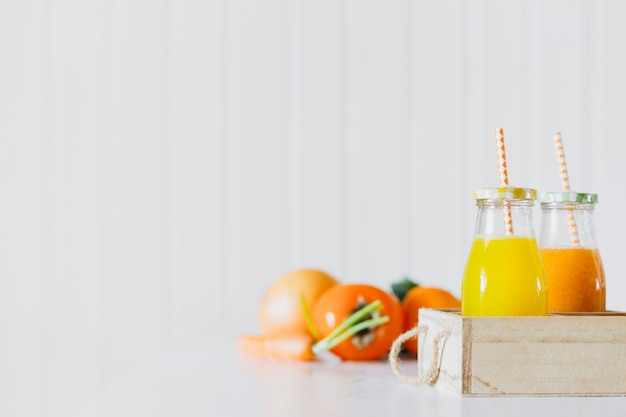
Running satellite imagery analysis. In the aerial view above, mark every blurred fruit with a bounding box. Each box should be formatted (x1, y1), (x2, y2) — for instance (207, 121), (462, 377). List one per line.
(259, 269), (338, 336)
(311, 284), (404, 361)
(401, 286), (461, 356)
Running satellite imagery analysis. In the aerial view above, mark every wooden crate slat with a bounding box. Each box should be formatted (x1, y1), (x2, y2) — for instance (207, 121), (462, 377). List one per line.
(417, 308), (626, 396)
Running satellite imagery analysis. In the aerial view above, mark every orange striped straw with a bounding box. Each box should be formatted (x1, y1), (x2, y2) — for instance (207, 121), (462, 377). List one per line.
(553, 132), (579, 246)
(495, 128), (514, 235)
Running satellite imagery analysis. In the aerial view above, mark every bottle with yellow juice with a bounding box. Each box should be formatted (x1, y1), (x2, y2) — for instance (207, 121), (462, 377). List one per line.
(462, 187), (548, 316)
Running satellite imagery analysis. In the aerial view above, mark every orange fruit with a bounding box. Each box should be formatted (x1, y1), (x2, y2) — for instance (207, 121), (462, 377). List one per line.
(311, 284), (404, 361)
(259, 269), (339, 336)
(401, 286), (461, 355)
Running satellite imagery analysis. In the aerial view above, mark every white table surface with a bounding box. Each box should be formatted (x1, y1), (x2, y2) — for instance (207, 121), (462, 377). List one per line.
(65, 344), (625, 417)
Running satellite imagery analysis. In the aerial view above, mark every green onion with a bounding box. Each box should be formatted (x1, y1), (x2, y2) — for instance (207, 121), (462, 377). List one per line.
(310, 300), (389, 355)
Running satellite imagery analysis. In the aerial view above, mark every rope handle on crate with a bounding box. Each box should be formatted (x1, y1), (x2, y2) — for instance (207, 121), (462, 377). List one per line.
(388, 325), (451, 386)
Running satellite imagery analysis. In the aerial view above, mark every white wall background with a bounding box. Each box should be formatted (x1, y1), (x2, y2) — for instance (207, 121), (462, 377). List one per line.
(1, 0), (625, 415)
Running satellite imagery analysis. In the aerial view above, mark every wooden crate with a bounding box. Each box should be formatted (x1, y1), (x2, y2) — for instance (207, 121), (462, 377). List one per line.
(417, 308), (626, 396)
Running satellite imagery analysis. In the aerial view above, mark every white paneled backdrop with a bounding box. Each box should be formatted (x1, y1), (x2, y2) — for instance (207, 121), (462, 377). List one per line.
(2, 0), (626, 415)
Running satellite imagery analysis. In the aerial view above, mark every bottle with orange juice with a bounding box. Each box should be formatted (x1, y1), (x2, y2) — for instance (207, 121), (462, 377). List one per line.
(462, 187), (548, 316)
(538, 191), (606, 312)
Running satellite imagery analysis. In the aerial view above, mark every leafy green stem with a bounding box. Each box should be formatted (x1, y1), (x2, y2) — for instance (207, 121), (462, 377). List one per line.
(300, 294), (320, 341)
(312, 316), (389, 354)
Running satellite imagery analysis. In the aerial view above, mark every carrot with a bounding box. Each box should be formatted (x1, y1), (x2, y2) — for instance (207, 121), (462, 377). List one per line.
(237, 300), (390, 361)
(236, 333), (316, 361)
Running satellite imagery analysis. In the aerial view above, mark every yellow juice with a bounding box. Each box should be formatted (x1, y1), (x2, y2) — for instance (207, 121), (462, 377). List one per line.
(462, 236), (548, 316)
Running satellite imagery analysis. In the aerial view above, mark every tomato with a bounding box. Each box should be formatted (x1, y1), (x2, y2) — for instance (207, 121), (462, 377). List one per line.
(311, 284), (404, 361)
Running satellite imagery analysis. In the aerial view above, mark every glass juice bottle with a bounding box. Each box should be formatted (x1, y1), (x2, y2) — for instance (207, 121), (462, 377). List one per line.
(538, 192), (605, 312)
(462, 187), (548, 316)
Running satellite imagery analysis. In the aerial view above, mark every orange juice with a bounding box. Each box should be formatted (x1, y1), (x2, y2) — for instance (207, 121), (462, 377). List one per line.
(540, 247), (605, 312)
(462, 236), (548, 316)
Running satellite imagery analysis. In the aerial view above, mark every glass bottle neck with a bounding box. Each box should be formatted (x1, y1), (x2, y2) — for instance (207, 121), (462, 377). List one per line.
(474, 200), (536, 238)
(539, 204), (598, 248)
